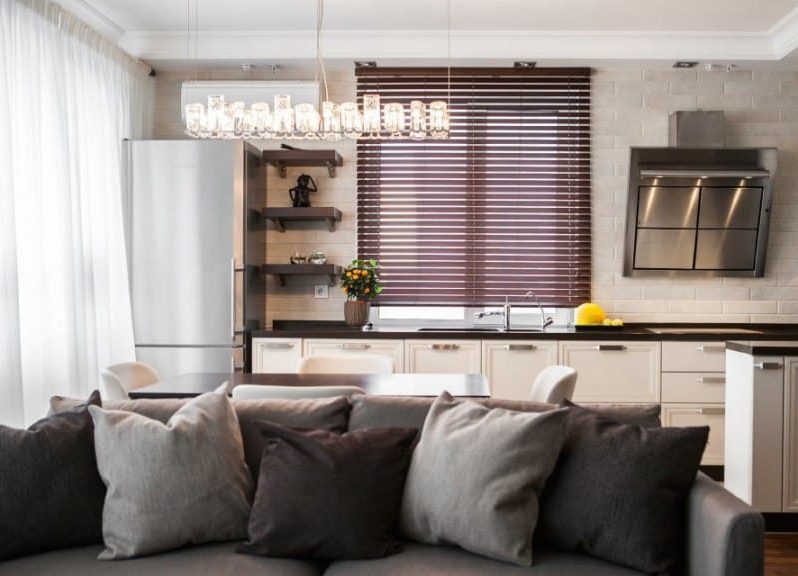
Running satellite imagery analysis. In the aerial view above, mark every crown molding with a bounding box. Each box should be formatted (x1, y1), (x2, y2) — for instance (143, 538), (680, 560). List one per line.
(55, 0), (125, 42)
(770, 5), (798, 59)
(119, 29), (783, 63)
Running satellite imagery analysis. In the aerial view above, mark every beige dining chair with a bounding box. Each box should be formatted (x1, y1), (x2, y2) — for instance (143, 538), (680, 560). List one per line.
(100, 361), (160, 400)
(297, 354), (393, 375)
(530, 365), (578, 404)
(231, 385), (366, 401)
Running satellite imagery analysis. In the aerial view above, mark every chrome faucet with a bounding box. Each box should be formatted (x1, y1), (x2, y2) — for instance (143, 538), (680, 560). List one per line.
(524, 290), (554, 331)
(474, 296), (512, 331)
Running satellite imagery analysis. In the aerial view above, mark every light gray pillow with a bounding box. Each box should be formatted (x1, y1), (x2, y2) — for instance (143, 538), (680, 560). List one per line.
(399, 392), (568, 566)
(89, 393), (253, 559)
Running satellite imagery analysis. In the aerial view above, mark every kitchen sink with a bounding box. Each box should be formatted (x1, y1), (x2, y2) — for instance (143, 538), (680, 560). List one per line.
(646, 327), (764, 335)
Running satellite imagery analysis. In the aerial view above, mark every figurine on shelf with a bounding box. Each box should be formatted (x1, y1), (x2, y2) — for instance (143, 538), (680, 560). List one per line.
(289, 174), (317, 208)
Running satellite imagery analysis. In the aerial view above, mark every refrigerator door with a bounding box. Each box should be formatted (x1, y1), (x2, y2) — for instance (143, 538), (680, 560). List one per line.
(135, 346), (240, 383)
(127, 141), (236, 346)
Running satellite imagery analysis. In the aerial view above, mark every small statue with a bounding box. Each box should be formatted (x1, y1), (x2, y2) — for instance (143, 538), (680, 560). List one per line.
(289, 174), (317, 208)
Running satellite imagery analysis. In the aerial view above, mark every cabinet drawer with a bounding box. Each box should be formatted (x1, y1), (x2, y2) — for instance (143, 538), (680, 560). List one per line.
(405, 340), (481, 374)
(662, 403), (725, 465)
(662, 341), (726, 372)
(303, 339), (404, 373)
(661, 372), (725, 403)
(252, 338), (302, 373)
(482, 341), (558, 401)
(559, 341), (660, 403)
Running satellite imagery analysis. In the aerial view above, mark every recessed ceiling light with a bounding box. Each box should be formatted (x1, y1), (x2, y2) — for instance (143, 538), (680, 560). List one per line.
(514, 61), (537, 68)
(673, 62), (699, 69)
(355, 61), (377, 68)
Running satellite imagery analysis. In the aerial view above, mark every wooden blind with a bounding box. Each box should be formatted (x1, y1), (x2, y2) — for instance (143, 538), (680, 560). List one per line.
(356, 67), (592, 307)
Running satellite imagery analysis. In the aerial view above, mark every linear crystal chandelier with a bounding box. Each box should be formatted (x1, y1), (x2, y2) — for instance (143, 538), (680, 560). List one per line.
(184, 0), (451, 140)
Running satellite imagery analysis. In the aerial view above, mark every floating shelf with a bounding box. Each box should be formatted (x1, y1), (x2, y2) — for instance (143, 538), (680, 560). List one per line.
(262, 207), (342, 232)
(263, 264), (342, 287)
(262, 149), (343, 178)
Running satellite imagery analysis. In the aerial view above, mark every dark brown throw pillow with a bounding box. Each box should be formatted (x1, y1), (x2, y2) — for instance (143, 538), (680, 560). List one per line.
(536, 402), (708, 574)
(0, 391), (105, 560)
(238, 421), (417, 561)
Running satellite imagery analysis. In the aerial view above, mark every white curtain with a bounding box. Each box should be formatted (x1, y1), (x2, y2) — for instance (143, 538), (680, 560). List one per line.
(0, 0), (152, 425)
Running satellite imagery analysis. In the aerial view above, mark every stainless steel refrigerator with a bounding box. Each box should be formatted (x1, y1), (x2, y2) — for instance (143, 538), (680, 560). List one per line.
(123, 140), (266, 381)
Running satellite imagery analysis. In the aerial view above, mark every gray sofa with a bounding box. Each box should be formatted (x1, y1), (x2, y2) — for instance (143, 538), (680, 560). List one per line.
(1, 395), (764, 576)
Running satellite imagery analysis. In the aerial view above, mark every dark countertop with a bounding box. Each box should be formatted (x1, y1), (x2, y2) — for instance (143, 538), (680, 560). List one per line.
(726, 340), (798, 356)
(252, 321), (798, 341)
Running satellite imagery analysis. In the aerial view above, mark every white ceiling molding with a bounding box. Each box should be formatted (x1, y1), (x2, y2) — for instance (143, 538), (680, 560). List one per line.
(770, 5), (798, 58)
(55, 0), (125, 42)
(120, 29), (785, 63)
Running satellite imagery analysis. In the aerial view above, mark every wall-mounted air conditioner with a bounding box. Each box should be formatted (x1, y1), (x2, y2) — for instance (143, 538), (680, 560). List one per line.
(180, 81), (320, 119)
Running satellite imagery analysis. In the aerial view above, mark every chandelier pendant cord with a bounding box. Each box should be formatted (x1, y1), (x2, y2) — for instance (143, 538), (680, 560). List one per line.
(447, 0), (451, 108)
(317, 0), (330, 105)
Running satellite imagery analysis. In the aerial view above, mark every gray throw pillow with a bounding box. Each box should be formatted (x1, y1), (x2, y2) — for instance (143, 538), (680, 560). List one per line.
(399, 392), (568, 566)
(89, 393), (253, 559)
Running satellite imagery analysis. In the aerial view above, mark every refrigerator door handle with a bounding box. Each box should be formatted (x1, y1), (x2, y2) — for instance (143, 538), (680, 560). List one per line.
(230, 258), (236, 341)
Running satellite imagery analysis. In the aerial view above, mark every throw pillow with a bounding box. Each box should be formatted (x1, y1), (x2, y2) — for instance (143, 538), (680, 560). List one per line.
(89, 392), (253, 559)
(537, 402), (708, 573)
(0, 391), (105, 560)
(399, 392), (569, 566)
(239, 421), (417, 560)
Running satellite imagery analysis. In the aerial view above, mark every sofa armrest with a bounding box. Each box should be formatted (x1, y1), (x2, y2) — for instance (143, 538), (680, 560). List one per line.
(686, 472), (765, 576)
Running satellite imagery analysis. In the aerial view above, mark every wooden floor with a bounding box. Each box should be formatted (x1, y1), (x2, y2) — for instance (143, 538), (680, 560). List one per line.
(766, 534), (798, 576)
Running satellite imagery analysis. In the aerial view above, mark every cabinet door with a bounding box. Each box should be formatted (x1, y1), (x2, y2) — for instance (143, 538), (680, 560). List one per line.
(785, 358), (798, 512)
(252, 338), (302, 373)
(405, 340), (481, 374)
(559, 341), (660, 403)
(482, 341), (558, 400)
(303, 339), (404, 373)
(661, 372), (725, 403)
(662, 341), (726, 372)
(662, 404), (725, 466)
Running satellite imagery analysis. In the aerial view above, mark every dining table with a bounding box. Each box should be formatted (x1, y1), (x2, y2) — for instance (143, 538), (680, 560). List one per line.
(128, 372), (490, 399)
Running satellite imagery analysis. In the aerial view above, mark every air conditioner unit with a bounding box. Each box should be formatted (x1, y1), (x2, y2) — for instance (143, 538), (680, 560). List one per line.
(180, 81), (320, 119)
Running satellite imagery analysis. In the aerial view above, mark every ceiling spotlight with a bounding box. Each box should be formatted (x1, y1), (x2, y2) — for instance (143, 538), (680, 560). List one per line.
(673, 61), (698, 69)
(355, 61), (377, 68)
(514, 61), (537, 68)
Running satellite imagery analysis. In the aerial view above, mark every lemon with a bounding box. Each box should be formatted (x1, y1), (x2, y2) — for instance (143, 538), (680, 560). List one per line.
(611, 318), (624, 327)
(575, 302), (606, 325)
(603, 318), (613, 326)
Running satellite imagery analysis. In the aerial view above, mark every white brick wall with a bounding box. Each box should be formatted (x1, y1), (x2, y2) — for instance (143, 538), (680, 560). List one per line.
(152, 64), (798, 326)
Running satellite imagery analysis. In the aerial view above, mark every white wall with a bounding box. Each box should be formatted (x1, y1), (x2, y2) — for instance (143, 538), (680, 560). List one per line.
(152, 64), (798, 325)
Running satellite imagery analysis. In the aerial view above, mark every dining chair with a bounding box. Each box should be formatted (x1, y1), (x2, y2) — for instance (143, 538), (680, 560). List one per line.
(231, 385), (366, 401)
(102, 361), (160, 400)
(297, 354), (393, 375)
(530, 365), (578, 404)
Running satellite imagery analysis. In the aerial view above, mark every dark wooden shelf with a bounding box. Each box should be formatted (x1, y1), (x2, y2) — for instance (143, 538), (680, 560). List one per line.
(262, 149), (343, 178)
(263, 264), (342, 287)
(262, 207), (342, 232)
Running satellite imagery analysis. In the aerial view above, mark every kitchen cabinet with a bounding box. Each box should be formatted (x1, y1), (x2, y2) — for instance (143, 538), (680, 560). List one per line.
(661, 373), (725, 403)
(252, 338), (302, 373)
(482, 340), (558, 401)
(405, 340), (481, 374)
(303, 338), (404, 373)
(559, 341), (660, 404)
(662, 404), (725, 465)
(662, 341), (726, 372)
(784, 357), (798, 512)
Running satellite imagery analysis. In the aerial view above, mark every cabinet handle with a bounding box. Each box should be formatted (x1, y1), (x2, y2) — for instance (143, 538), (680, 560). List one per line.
(430, 344), (460, 351)
(700, 407), (725, 416)
(506, 344), (537, 351)
(754, 361), (783, 370)
(593, 344), (626, 351)
(697, 345), (725, 353)
(696, 376), (725, 384)
(338, 343), (371, 350)
(262, 342), (294, 350)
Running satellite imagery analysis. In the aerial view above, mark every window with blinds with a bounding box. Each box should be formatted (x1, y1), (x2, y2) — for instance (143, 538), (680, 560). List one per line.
(357, 67), (591, 307)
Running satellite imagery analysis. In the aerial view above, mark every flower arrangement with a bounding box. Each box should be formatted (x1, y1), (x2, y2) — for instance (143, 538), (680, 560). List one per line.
(340, 259), (382, 301)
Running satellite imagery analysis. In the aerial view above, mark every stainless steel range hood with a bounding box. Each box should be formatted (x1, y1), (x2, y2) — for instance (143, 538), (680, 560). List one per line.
(623, 113), (777, 278)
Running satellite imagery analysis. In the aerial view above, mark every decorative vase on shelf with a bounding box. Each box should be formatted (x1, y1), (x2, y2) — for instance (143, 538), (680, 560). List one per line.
(344, 299), (370, 328)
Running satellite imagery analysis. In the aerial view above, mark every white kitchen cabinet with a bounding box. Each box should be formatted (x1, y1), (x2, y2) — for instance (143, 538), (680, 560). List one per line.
(661, 373), (725, 403)
(662, 404), (726, 466)
(482, 340), (558, 400)
(303, 338), (404, 373)
(559, 341), (660, 404)
(252, 338), (302, 373)
(784, 357), (798, 512)
(405, 340), (481, 374)
(662, 341), (726, 373)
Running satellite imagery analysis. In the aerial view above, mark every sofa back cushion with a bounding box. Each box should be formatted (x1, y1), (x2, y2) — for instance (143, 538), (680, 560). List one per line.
(1, 392), (105, 560)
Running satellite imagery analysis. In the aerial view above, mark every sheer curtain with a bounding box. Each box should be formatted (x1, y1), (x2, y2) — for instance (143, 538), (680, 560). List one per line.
(0, 0), (152, 425)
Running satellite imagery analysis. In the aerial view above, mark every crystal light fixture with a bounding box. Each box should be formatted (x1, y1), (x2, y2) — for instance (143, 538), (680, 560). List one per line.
(183, 0), (450, 140)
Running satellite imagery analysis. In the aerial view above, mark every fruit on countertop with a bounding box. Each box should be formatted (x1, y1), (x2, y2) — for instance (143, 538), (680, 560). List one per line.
(574, 302), (606, 325)
(611, 318), (624, 327)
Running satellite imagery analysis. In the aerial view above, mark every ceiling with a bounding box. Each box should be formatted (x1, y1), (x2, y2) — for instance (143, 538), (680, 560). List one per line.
(61, 0), (798, 64)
